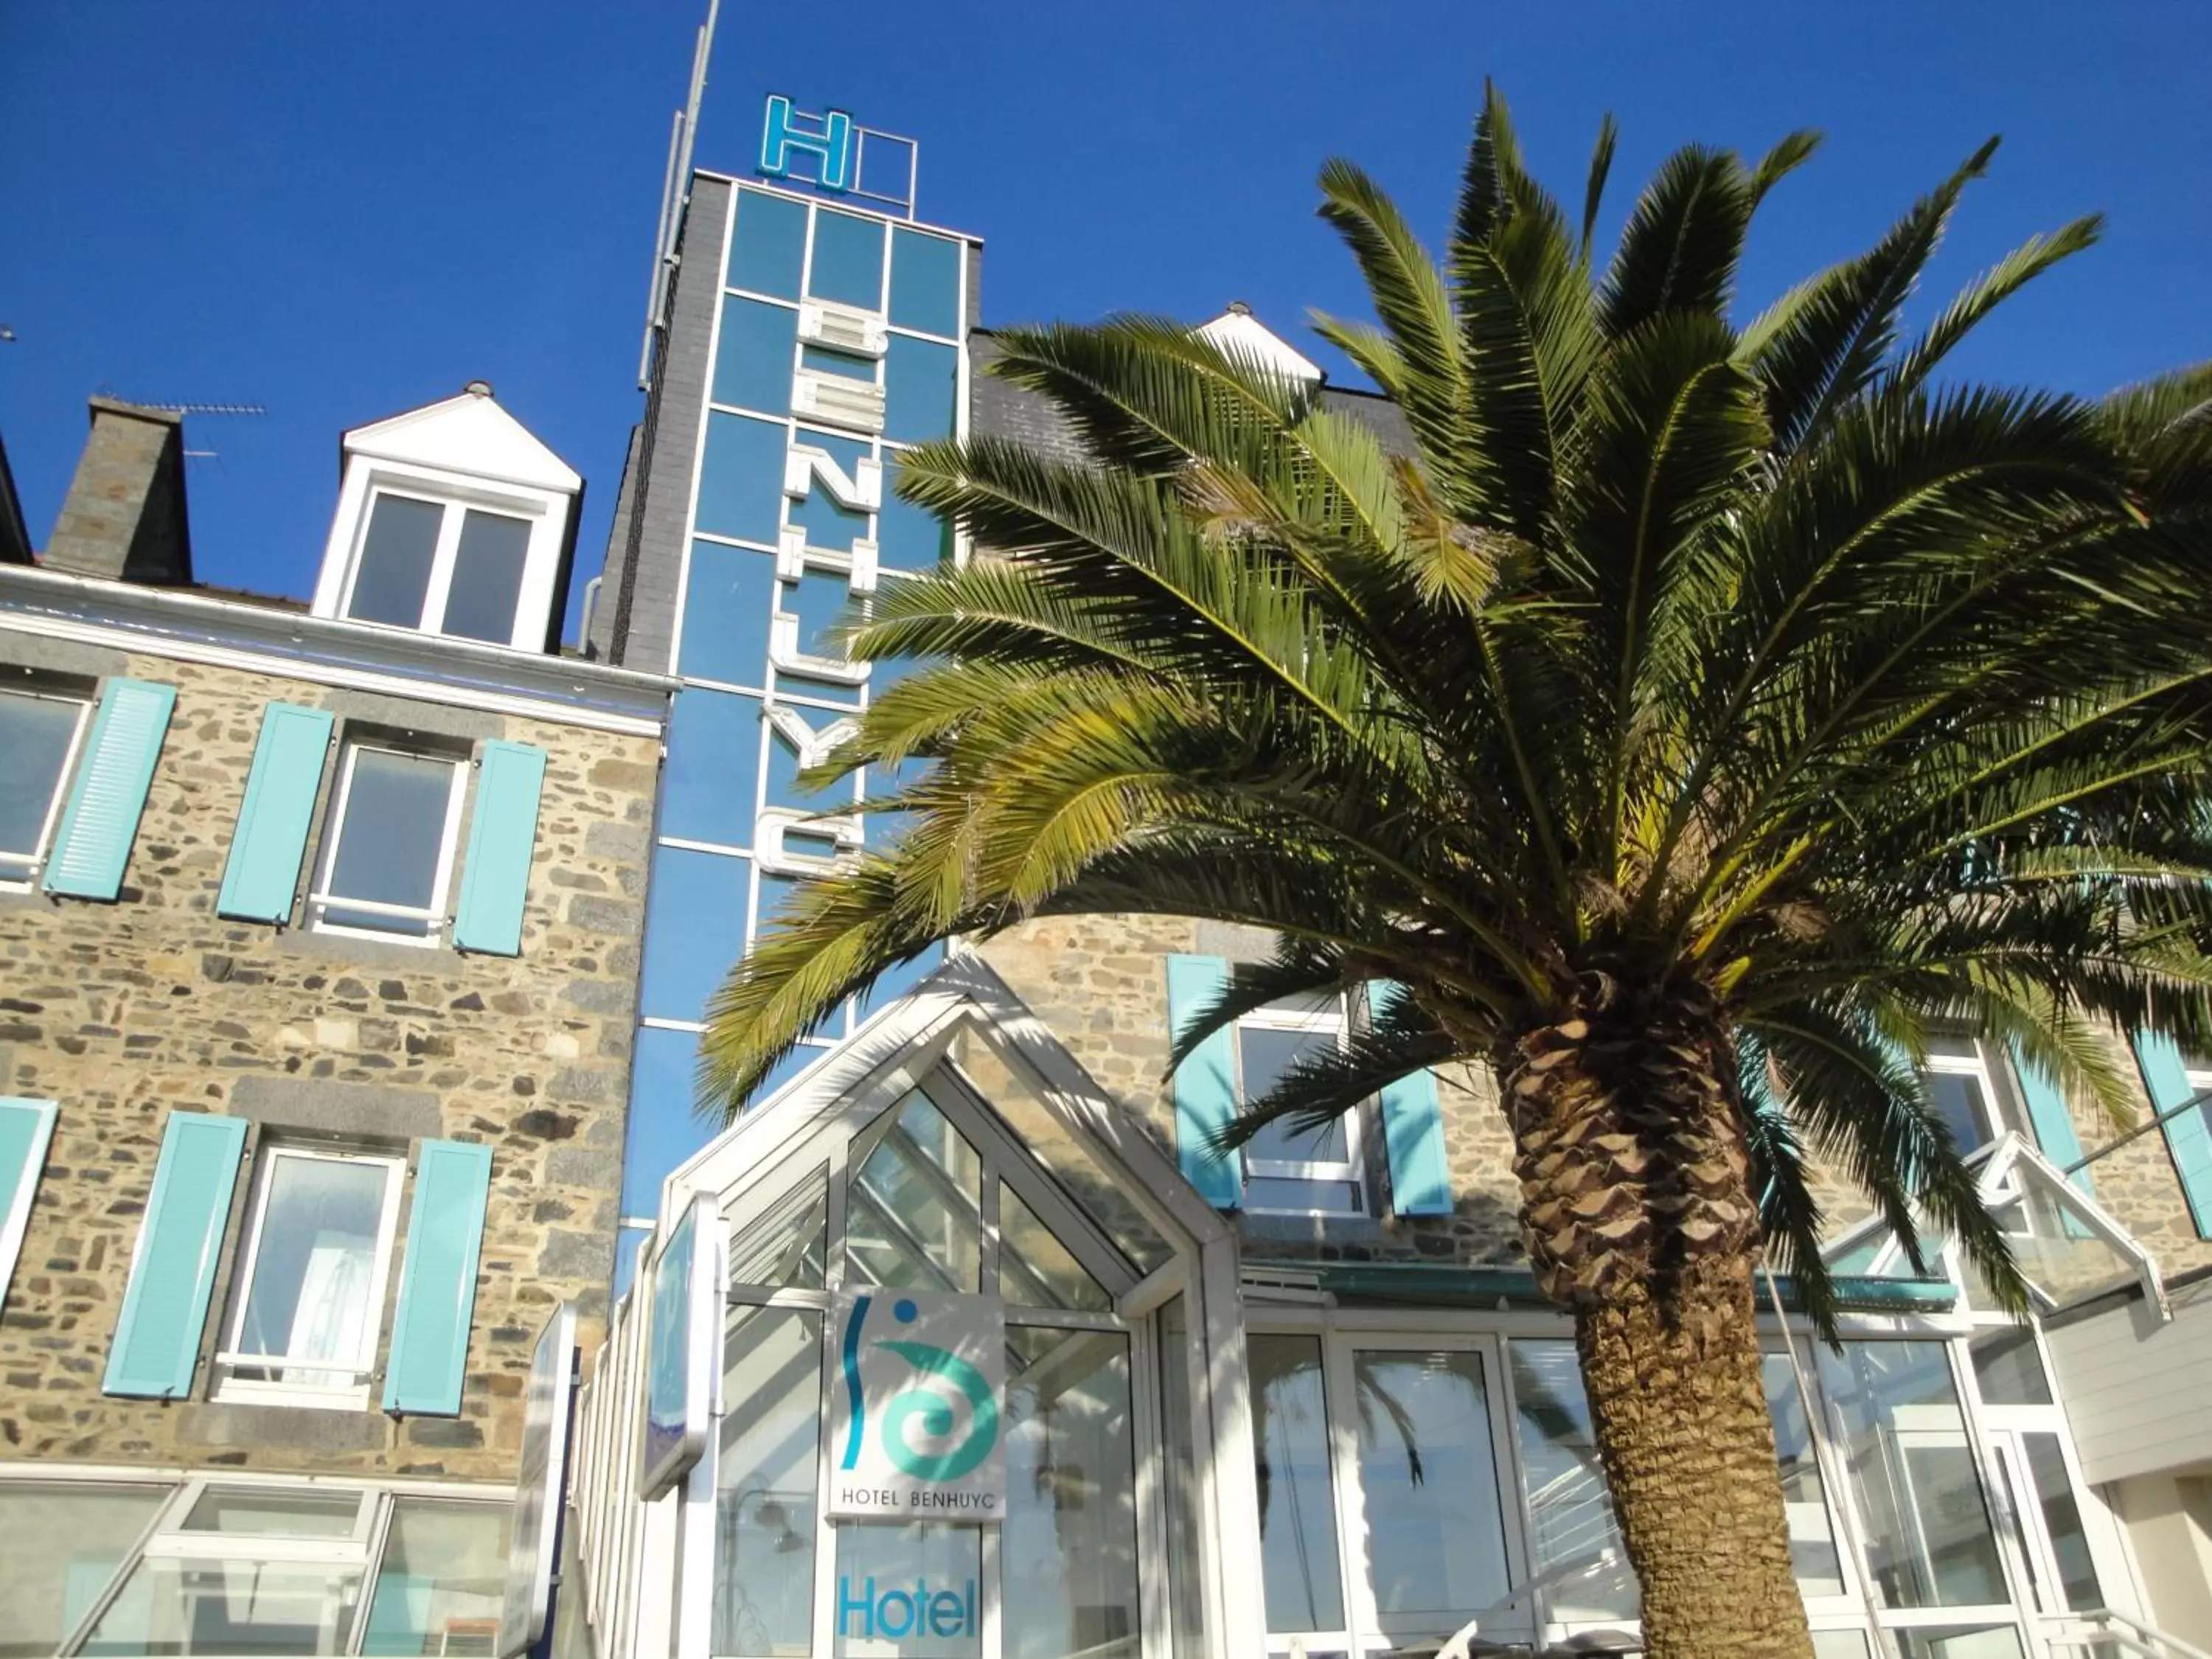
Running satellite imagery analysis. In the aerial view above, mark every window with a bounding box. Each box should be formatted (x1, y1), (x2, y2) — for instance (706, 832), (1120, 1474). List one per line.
(309, 740), (467, 944)
(342, 490), (538, 646)
(1921, 1037), (2008, 1157)
(213, 1145), (406, 1409)
(0, 682), (90, 886)
(1237, 996), (1364, 1214)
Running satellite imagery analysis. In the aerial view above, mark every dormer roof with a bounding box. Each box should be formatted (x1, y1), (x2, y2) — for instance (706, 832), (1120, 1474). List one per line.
(1194, 302), (1324, 386)
(341, 382), (580, 496)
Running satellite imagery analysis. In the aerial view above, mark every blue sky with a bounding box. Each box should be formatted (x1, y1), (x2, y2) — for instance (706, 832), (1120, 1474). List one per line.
(5, 2), (2209, 639)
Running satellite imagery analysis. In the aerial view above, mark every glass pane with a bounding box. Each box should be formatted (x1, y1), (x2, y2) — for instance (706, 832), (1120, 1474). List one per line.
(1248, 1333), (1346, 1635)
(347, 493), (442, 628)
(0, 689), (83, 863)
(717, 1306), (824, 1656)
(440, 509), (531, 644)
(0, 1482), (167, 1659)
(1239, 1026), (1348, 1165)
(679, 540), (776, 686)
(1924, 1071), (1995, 1155)
(1810, 1635), (1871, 1659)
(181, 1486), (363, 1536)
(845, 1091), (982, 1293)
(324, 748), (455, 936)
(1003, 1328), (1140, 1659)
(1507, 1340), (1640, 1624)
(661, 686), (765, 847)
(233, 1158), (392, 1385)
(1815, 1340), (2007, 1609)
(888, 228), (961, 336)
(833, 1523), (979, 1658)
(876, 488), (951, 571)
(998, 1185), (1108, 1312)
(1969, 1185), (2137, 1311)
(809, 209), (886, 310)
(698, 413), (789, 547)
(729, 1172), (828, 1291)
(1156, 1298), (1205, 1659)
(1890, 1627), (2025, 1659)
(639, 846), (750, 1023)
(1352, 1350), (1512, 1637)
(1968, 1327), (2052, 1407)
(801, 344), (875, 383)
(1764, 1352), (1846, 1599)
(730, 188), (807, 300)
(1242, 1177), (1363, 1215)
(883, 336), (959, 446)
(2022, 1433), (2101, 1611)
(359, 1500), (507, 1655)
(83, 1559), (364, 1655)
(717, 295), (802, 415)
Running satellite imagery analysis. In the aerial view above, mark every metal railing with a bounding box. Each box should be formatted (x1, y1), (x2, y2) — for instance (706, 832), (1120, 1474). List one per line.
(2042, 1608), (2212, 1659)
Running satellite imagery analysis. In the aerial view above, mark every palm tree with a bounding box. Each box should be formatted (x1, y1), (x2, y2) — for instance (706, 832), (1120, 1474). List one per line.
(701, 86), (2212, 1658)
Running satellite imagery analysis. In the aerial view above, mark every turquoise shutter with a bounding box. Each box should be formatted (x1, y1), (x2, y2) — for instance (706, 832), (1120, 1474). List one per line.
(451, 742), (546, 956)
(2007, 1044), (2092, 1194)
(383, 1138), (492, 1414)
(1166, 954), (1242, 1208)
(1374, 985), (1451, 1216)
(0, 1097), (59, 1306)
(216, 702), (335, 922)
(2130, 1033), (2212, 1238)
(103, 1111), (247, 1398)
(44, 678), (175, 901)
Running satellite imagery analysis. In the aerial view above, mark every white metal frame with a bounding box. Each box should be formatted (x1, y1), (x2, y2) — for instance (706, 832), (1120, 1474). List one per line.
(0, 1097), (58, 1313)
(1924, 1037), (2013, 1158)
(210, 1143), (408, 1410)
(1236, 995), (1367, 1218)
(0, 681), (91, 887)
(13, 1466), (516, 1658)
(327, 457), (570, 653)
(307, 737), (469, 947)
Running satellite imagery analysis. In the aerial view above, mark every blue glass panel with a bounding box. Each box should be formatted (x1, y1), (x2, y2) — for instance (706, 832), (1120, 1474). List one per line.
(860, 940), (947, 1019)
(785, 568), (860, 661)
(786, 427), (872, 554)
(729, 187), (807, 299)
(661, 687), (762, 846)
(799, 344), (874, 382)
(620, 1026), (709, 1217)
(696, 413), (787, 546)
(807, 209), (886, 310)
(755, 869), (804, 939)
(678, 540), (775, 686)
(883, 335), (959, 445)
(763, 706), (860, 812)
(713, 296), (798, 416)
(876, 484), (951, 568)
(890, 229), (961, 336)
(640, 847), (751, 1023)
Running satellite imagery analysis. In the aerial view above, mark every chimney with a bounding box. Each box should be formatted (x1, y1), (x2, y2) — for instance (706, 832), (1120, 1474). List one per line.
(44, 397), (194, 585)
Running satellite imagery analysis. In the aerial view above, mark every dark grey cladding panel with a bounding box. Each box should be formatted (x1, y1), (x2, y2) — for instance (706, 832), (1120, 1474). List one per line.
(967, 329), (1416, 467)
(608, 174), (731, 672)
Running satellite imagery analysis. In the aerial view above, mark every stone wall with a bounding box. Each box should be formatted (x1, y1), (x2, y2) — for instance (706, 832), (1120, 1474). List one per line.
(0, 646), (659, 1484)
(977, 920), (2212, 1288)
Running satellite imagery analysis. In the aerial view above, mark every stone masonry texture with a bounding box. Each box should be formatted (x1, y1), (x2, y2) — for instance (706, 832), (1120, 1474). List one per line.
(0, 647), (659, 1483)
(977, 917), (2212, 1284)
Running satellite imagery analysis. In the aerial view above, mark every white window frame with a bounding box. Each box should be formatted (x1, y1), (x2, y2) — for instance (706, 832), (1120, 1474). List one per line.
(211, 1144), (408, 1411)
(1236, 995), (1366, 1217)
(318, 457), (567, 652)
(306, 739), (469, 947)
(0, 682), (92, 889)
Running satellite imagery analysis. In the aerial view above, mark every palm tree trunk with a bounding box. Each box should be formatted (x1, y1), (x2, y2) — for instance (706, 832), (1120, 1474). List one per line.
(1576, 1255), (1812, 1659)
(1503, 996), (1815, 1659)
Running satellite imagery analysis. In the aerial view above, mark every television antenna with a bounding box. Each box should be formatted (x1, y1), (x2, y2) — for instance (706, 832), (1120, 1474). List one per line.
(98, 393), (267, 460)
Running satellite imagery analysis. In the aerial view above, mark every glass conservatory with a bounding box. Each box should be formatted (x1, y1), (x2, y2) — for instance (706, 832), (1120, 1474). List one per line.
(569, 960), (2180, 1659)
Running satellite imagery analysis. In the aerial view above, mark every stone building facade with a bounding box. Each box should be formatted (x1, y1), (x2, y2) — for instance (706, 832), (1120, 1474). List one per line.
(0, 388), (670, 1655)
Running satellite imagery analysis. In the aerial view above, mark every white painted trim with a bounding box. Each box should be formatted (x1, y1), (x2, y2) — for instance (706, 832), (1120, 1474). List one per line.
(0, 1460), (512, 1502)
(0, 1098), (58, 1313)
(306, 740), (469, 947)
(0, 563), (672, 737)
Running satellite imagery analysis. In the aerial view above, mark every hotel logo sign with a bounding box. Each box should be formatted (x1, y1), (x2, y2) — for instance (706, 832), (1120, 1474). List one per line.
(827, 1290), (1004, 1520)
(759, 94), (853, 192)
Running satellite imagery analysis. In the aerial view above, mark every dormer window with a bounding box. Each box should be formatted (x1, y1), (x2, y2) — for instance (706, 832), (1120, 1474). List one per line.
(310, 381), (582, 654)
(344, 490), (535, 644)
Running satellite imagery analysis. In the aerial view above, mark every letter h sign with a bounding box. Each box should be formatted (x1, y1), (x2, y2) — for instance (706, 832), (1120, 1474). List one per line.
(760, 95), (853, 192)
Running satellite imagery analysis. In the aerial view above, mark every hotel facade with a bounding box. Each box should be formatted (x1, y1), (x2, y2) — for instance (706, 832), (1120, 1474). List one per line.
(570, 100), (2212, 1659)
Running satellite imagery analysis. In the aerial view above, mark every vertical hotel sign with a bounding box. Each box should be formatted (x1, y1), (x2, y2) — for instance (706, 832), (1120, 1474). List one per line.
(827, 1289), (1005, 1520)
